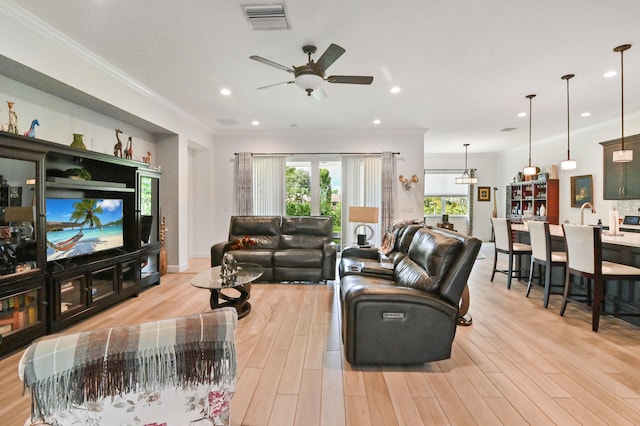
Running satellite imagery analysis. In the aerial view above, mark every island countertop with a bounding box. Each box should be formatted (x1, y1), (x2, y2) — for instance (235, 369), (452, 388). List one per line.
(511, 223), (640, 248)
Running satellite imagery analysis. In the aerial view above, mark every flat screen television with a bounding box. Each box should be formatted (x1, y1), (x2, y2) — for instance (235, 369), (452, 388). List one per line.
(46, 198), (124, 261)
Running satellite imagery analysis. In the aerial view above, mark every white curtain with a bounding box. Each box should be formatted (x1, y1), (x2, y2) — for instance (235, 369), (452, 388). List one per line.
(341, 154), (382, 247)
(235, 152), (253, 215)
(253, 156), (286, 215)
(381, 151), (396, 230)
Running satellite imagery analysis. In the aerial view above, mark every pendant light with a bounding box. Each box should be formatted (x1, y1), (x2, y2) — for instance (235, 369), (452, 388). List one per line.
(455, 143), (478, 184)
(523, 94), (538, 176)
(560, 74), (577, 170)
(613, 44), (633, 163)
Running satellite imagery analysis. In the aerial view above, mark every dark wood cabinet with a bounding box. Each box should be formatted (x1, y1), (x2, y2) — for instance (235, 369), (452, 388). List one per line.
(506, 178), (559, 224)
(49, 252), (139, 332)
(0, 131), (160, 355)
(601, 134), (640, 200)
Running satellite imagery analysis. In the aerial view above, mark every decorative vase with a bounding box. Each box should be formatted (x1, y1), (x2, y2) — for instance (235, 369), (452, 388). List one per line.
(159, 216), (167, 275)
(70, 133), (87, 150)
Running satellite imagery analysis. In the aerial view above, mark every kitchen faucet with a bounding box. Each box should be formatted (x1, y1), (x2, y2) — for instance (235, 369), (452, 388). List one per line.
(580, 202), (596, 225)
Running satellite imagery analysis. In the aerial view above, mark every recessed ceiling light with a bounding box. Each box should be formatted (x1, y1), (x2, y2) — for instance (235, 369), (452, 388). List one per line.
(390, 86), (401, 94)
(220, 88), (231, 96)
(581, 112), (591, 117)
(604, 71), (617, 78)
(251, 120), (260, 126)
(373, 119), (381, 125)
(518, 112), (527, 117)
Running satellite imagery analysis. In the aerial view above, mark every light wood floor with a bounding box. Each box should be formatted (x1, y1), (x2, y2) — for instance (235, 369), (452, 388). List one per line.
(2, 243), (640, 425)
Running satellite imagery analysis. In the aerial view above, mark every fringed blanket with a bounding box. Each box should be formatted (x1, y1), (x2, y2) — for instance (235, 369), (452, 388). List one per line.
(20, 307), (238, 420)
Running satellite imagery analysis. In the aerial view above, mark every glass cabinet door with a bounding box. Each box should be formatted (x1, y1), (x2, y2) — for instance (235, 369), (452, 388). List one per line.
(0, 154), (41, 277)
(0, 288), (41, 337)
(138, 171), (161, 287)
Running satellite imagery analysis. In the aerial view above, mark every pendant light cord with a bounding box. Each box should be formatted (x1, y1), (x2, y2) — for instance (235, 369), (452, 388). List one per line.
(562, 74), (574, 160)
(621, 47), (625, 150)
(526, 94), (536, 167)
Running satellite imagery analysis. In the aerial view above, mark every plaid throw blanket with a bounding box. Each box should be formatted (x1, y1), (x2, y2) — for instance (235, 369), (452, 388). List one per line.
(21, 307), (238, 420)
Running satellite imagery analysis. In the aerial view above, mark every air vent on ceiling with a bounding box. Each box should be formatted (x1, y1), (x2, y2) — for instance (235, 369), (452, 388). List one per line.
(242, 3), (290, 31)
(217, 118), (240, 126)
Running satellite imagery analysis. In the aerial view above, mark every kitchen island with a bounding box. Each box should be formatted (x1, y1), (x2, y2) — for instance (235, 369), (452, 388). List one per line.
(512, 223), (640, 326)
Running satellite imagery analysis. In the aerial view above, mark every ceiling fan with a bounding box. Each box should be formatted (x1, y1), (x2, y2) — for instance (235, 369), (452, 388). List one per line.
(249, 43), (374, 99)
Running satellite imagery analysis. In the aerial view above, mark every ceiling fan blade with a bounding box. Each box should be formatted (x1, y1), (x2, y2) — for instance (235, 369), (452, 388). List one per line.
(249, 55), (294, 73)
(326, 75), (374, 85)
(315, 43), (345, 73)
(257, 81), (295, 90)
(312, 87), (327, 101)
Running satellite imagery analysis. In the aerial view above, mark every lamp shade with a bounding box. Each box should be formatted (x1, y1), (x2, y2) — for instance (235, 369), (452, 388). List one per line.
(348, 206), (379, 223)
(560, 159), (577, 170)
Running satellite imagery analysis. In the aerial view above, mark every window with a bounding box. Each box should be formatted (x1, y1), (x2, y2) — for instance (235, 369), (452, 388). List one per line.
(285, 157), (342, 246)
(424, 172), (469, 216)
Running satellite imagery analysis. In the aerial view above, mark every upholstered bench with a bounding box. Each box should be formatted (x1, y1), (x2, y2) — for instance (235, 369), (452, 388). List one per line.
(19, 308), (238, 426)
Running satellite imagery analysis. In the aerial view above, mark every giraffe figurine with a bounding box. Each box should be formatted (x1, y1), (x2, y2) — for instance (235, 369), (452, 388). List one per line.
(142, 151), (152, 164)
(124, 136), (133, 159)
(113, 128), (123, 157)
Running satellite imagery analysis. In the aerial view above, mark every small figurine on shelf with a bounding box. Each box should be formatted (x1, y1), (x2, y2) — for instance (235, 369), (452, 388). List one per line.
(142, 151), (152, 164)
(124, 136), (133, 159)
(113, 128), (124, 157)
(0, 101), (19, 134)
(23, 119), (39, 138)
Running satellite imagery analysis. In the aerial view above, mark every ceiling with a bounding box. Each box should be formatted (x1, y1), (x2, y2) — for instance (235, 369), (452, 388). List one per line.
(13, 0), (640, 154)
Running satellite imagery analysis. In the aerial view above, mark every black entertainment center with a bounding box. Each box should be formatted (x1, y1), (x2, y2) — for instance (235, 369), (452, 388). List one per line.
(0, 131), (161, 355)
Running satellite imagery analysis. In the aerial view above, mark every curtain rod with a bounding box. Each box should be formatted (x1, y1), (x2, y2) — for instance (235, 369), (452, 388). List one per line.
(234, 152), (400, 156)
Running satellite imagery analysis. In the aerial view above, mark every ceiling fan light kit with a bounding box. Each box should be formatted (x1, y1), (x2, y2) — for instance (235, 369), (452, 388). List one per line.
(250, 43), (374, 98)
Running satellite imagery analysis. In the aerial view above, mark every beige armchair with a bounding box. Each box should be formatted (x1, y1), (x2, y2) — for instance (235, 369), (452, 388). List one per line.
(19, 308), (237, 425)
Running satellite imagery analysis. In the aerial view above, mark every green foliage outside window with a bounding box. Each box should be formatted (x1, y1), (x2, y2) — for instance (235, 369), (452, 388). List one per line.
(285, 167), (341, 230)
(424, 196), (468, 215)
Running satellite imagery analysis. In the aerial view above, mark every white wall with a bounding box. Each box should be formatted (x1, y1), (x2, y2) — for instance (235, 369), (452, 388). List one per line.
(495, 111), (640, 225)
(209, 129), (426, 245)
(1, 5), (217, 271)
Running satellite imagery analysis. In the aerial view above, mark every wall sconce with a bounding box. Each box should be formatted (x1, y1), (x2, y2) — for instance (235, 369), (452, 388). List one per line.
(399, 174), (419, 190)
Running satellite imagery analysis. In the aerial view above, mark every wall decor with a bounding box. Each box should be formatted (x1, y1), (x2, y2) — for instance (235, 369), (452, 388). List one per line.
(571, 174), (593, 207)
(478, 186), (491, 202)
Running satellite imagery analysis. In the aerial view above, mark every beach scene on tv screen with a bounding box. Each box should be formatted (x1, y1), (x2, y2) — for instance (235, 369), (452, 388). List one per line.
(46, 198), (124, 261)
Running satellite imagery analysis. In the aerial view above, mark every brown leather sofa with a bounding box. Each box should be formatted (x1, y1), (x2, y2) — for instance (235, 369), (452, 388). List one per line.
(339, 225), (481, 365)
(211, 216), (336, 282)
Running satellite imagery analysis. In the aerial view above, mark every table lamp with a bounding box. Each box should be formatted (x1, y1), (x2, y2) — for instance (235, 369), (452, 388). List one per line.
(348, 206), (379, 246)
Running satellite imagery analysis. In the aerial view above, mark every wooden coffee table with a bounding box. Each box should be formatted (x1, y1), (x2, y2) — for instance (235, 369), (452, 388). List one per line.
(191, 263), (264, 318)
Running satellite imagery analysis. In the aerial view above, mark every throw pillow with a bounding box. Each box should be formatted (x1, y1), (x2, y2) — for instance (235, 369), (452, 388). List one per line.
(229, 235), (257, 250)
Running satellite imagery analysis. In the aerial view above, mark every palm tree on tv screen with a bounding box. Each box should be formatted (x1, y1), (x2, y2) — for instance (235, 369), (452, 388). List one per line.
(70, 199), (103, 230)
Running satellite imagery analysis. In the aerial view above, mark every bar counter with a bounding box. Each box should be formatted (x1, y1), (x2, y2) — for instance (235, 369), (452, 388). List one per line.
(511, 222), (640, 326)
(512, 223), (640, 248)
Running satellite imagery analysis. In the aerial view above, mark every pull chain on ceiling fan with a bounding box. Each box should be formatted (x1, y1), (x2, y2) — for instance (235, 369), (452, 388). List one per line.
(250, 43), (374, 98)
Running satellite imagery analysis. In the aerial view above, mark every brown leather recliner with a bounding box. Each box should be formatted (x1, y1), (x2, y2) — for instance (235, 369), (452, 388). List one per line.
(339, 227), (481, 365)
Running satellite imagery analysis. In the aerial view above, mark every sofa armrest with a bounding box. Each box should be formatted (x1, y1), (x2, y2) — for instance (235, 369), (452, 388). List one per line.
(211, 241), (232, 266)
(322, 242), (337, 280)
(341, 282), (459, 365)
(341, 246), (380, 261)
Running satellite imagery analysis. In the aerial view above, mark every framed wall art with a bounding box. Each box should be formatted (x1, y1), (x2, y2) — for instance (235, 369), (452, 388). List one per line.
(570, 174), (593, 207)
(478, 186), (491, 202)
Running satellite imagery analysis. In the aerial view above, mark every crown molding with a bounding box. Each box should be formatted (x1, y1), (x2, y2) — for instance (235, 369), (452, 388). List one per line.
(2, 1), (212, 133)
